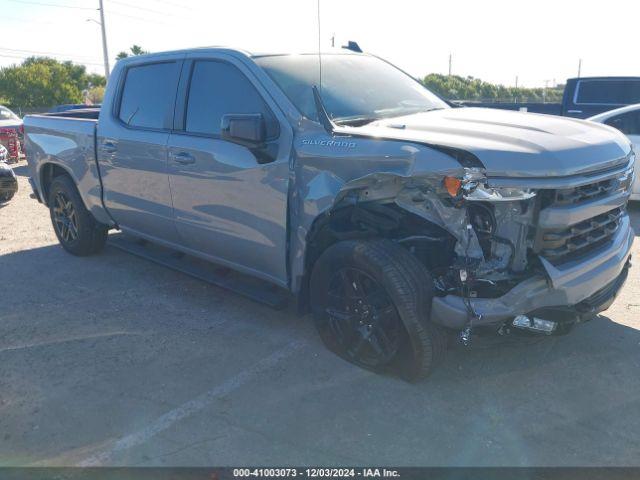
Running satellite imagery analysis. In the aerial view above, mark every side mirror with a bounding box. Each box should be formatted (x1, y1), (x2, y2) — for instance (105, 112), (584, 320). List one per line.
(221, 113), (265, 146)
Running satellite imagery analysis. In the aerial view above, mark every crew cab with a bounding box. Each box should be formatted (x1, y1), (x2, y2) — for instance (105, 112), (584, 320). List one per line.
(24, 48), (635, 380)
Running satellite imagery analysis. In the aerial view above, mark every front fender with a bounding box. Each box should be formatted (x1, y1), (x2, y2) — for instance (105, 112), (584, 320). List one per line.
(288, 128), (475, 293)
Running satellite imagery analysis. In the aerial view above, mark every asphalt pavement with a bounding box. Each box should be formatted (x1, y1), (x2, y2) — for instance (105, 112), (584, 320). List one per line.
(1, 162), (639, 466)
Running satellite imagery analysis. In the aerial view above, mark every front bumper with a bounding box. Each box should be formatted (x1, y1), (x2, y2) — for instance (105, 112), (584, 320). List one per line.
(431, 214), (634, 329)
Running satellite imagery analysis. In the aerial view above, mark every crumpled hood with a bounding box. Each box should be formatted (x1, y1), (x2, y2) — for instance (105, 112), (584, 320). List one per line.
(346, 107), (632, 178)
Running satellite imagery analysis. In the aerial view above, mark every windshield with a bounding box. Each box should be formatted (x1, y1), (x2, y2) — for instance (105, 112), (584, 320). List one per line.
(255, 54), (448, 124)
(0, 106), (19, 121)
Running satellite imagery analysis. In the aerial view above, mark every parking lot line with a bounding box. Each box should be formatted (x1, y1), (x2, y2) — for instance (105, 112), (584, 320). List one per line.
(76, 340), (306, 466)
(0, 331), (141, 353)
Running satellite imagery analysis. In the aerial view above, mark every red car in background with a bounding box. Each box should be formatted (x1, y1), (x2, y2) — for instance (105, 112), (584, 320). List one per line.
(0, 105), (24, 163)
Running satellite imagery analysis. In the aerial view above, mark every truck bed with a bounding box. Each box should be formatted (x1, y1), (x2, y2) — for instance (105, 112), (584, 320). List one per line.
(23, 113), (111, 225)
(40, 108), (101, 120)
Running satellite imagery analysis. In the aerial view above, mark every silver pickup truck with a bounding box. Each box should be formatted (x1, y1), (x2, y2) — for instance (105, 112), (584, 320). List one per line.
(24, 48), (635, 380)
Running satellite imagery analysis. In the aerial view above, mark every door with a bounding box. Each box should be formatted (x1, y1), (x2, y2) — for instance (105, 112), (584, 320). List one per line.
(604, 109), (640, 196)
(167, 57), (291, 285)
(97, 58), (183, 242)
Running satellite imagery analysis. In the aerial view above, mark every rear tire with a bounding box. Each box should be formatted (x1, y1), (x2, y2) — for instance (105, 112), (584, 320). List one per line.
(310, 239), (447, 381)
(48, 175), (108, 256)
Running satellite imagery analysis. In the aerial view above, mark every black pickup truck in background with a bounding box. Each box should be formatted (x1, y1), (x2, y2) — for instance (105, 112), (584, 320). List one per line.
(456, 77), (640, 118)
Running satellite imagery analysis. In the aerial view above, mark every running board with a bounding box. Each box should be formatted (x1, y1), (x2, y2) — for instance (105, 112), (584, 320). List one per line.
(108, 233), (289, 309)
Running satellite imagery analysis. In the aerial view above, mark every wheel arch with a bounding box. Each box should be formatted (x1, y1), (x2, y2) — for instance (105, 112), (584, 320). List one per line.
(39, 162), (75, 207)
(296, 201), (456, 314)
(38, 160), (115, 227)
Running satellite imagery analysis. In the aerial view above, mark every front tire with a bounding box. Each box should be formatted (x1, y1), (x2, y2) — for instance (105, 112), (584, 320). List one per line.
(310, 239), (447, 381)
(48, 175), (108, 256)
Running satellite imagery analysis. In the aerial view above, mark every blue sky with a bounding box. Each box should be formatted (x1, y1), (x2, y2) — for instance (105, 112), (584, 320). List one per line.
(0, 0), (638, 88)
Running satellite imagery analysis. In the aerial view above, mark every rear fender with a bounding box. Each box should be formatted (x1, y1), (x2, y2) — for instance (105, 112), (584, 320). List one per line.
(38, 161), (114, 226)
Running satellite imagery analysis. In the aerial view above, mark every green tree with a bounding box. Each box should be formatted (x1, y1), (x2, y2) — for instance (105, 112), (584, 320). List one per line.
(87, 73), (106, 88)
(116, 45), (149, 60)
(0, 57), (107, 109)
(422, 73), (563, 103)
(86, 85), (105, 104)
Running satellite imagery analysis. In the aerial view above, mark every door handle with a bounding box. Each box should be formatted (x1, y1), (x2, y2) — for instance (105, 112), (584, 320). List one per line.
(171, 151), (196, 165)
(101, 141), (118, 153)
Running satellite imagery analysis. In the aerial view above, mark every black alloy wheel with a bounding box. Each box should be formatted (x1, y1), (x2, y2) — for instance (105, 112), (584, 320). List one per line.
(52, 191), (79, 243)
(325, 267), (402, 368)
(48, 174), (108, 256)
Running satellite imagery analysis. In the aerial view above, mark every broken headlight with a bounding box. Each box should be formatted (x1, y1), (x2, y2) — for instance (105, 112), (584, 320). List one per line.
(463, 184), (536, 202)
(444, 170), (536, 202)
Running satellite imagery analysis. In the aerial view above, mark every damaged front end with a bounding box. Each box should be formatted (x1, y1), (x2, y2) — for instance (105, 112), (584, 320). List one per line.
(383, 168), (545, 341)
(298, 154), (634, 343)
(395, 168), (539, 294)
(398, 162), (634, 341)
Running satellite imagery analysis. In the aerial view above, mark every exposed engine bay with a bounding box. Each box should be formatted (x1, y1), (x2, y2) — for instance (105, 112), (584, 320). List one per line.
(320, 168), (541, 301)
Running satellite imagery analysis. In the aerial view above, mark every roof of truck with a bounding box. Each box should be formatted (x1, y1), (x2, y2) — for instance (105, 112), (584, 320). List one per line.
(115, 46), (364, 63)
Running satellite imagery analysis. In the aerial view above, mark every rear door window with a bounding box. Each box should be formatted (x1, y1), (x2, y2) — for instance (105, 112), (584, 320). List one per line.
(119, 62), (181, 129)
(576, 80), (640, 105)
(185, 60), (277, 138)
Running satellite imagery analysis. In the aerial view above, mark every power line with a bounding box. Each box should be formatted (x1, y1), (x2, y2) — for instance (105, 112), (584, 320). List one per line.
(106, 0), (191, 22)
(0, 53), (103, 67)
(7, 0), (185, 25)
(104, 7), (173, 25)
(0, 10), (162, 27)
(0, 46), (101, 61)
(151, 0), (191, 9)
(1, 15), (59, 25)
(108, 0), (169, 15)
(7, 0), (96, 10)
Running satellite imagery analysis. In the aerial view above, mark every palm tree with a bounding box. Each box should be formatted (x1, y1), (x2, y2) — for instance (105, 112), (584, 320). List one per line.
(116, 45), (149, 61)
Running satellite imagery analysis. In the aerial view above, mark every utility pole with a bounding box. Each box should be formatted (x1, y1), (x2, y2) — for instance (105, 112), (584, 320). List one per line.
(543, 79), (550, 104)
(448, 53), (452, 76)
(331, 34), (335, 48)
(98, 0), (110, 80)
(577, 58), (582, 78)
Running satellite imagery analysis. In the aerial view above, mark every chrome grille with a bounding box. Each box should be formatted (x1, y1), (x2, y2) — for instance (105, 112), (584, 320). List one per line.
(533, 163), (632, 265)
(535, 207), (623, 264)
(552, 178), (617, 206)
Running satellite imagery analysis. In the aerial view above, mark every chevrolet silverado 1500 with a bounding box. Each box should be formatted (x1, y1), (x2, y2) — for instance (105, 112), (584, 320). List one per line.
(24, 48), (635, 380)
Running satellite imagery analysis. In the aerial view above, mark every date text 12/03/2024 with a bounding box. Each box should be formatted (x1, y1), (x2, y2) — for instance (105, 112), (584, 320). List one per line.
(233, 468), (400, 478)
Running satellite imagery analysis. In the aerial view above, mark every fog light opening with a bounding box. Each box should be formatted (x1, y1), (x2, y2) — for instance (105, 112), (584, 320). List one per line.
(512, 315), (557, 335)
